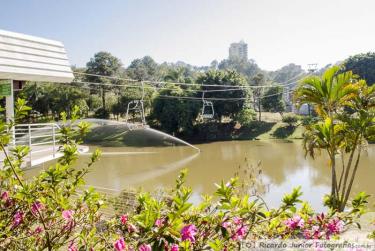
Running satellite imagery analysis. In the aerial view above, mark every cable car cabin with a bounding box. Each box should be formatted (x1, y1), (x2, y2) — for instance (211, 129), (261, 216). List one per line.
(125, 100), (147, 129)
(124, 82), (147, 129)
(201, 100), (215, 119)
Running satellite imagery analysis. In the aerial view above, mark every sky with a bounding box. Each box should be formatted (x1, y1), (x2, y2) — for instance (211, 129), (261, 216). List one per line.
(1, 0), (375, 71)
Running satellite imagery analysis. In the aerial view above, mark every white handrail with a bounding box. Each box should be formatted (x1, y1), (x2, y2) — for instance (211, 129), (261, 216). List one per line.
(16, 123), (61, 128)
(11, 123), (61, 165)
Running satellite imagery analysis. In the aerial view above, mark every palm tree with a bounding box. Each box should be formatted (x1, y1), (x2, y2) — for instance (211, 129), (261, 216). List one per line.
(294, 66), (358, 117)
(293, 66), (364, 211)
(337, 81), (375, 210)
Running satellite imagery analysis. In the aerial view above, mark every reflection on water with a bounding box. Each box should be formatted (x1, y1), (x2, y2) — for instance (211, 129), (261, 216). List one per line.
(26, 140), (374, 211)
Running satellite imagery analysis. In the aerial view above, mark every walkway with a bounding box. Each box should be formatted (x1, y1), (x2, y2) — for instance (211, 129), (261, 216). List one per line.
(0, 144), (89, 168)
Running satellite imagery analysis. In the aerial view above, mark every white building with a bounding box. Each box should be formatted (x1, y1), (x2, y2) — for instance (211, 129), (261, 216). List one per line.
(0, 29), (74, 120)
(229, 40), (248, 61)
(0, 29), (80, 167)
(0, 29), (74, 83)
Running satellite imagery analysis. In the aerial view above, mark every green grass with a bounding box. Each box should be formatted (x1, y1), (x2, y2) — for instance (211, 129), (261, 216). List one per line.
(82, 114), (306, 146)
(84, 125), (173, 147)
(256, 122), (304, 140)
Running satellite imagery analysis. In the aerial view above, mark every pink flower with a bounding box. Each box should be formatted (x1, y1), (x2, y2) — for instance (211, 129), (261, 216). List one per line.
(221, 221), (231, 229)
(127, 223), (138, 233)
(120, 214), (128, 225)
(12, 211), (24, 228)
(327, 218), (344, 235)
(155, 218), (164, 228)
(232, 225), (248, 240)
(139, 244), (151, 251)
(68, 241), (78, 251)
(114, 237), (126, 251)
(33, 226), (43, 235)
(303, 229), (311, 239)
(1, 191), (9, 201)
(233, 217), (242, 225)
(284, 215), (304, 230)
(31, 201), (44, 216)
(236, 225), (248, 238)
(311, 225), (323, 239)
(1, 191), (12, 207)
(181, 224), (198, 243)
(170, 244), (179, 251)
(62, 210), (74, 222)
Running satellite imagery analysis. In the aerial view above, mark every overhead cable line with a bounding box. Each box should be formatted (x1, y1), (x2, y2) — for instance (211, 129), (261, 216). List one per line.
(73, 71), (306, 89)
(69, 71), (306, 93)
(70, 80), (273, 93)
(69, 78), (300, 96)
(156, 88), (294, 102)
(63, 81), (293, 102)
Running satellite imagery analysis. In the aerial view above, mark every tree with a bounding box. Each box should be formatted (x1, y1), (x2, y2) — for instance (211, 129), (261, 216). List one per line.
(294, 66), (374, 211)
(269, 63), (305, 83)
(21, 83), (53, 117)
(261, 86), (286, 114)
(344, 52), (375, 85)
(49, 85), (89, 118)
(159, 62), (198, 83)
(126, 56), (160, 81)
(196, 70), (251, 120)
(251, 73), (265, 121)
(21, 83), (89, 120)
(151, 85), (200, 135)
(85, 52), (122, 112)
(163, 67), (187, 83)
(210, 60), (218, 70)
(218, 58), (261, 81)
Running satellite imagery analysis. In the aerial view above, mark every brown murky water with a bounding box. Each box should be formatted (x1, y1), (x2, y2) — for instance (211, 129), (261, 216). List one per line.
(27, 140), (374, 211)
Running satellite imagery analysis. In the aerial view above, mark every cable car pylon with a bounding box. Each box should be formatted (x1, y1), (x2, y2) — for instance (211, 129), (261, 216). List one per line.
(125, 81), (147, 129)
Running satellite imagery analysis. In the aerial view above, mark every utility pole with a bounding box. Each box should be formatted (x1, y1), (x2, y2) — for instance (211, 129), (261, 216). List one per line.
(306, 63), (318, 116)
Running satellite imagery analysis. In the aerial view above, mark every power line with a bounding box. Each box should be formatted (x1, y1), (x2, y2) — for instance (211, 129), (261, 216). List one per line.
(69, 71), (306, 93)
(63, 73), (299, 101)
(52, 71), (304, 103)
(70, 80), (277, 93)
(68, 79), (297, 99)
(73, 71), (306, 89)
(156, 88), (294, 102)
(63, 80), (293, 102)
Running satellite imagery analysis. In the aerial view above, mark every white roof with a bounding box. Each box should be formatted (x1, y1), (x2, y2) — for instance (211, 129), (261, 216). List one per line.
(0, 29), (74, 83)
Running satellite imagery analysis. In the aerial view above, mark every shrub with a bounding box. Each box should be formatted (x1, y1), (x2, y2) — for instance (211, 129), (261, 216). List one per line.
(94, 107), (110, 119)
(0, 102), (104, 250)
(234, 108), (256, 125)
(300, 115), (316, 126)
(282, 114), (299, 127)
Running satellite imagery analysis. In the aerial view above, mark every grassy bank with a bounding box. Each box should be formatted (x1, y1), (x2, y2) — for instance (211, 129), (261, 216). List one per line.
(179, 121), (304, 143)
(83, 120), (305, 147)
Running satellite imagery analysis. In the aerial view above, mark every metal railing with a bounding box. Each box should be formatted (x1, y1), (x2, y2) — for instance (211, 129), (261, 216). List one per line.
(12, 123), (61, 165)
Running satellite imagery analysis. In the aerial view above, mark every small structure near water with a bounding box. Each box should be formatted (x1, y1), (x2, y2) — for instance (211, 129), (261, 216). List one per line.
(0, 29), (76, 167)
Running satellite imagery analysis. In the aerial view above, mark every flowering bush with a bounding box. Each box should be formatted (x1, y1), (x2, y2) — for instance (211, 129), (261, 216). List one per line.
(0, 100), (371, 250)
(0, 102), (104, 250)
(100, 170), (369, 250)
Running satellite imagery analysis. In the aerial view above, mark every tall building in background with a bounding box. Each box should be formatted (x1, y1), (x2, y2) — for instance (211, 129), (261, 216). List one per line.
(229, 40), (248, 61)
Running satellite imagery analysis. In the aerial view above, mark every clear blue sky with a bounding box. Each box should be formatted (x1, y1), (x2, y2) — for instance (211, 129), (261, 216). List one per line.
(2, 0), (375, 70)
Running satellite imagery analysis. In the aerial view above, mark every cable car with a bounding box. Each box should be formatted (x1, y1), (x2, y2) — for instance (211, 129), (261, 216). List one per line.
(201, 92), (214, 119)
(125, 82), (147, 129)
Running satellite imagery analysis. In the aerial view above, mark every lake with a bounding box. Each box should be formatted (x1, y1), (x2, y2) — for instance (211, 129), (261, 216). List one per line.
(26, 140), (374, 212)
